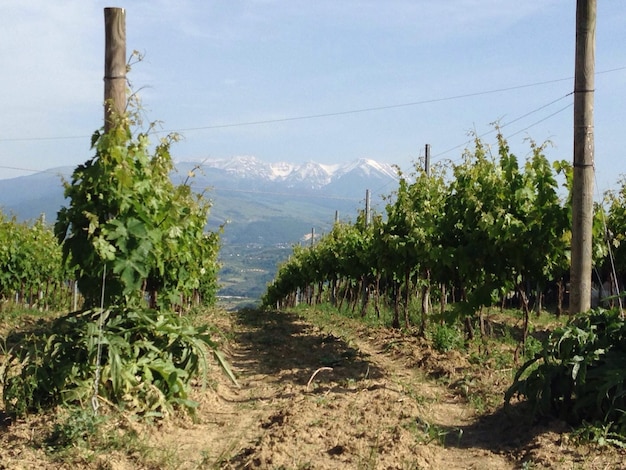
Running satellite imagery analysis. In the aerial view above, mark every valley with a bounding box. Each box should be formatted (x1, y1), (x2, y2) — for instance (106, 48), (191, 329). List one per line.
(0, 156), (398, 302)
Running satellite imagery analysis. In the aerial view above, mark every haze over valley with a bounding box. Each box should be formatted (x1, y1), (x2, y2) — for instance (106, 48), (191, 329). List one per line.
(0, 156), (399, 302)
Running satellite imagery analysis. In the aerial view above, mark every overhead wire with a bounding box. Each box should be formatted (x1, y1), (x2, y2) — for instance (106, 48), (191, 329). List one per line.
(433, 93), (574, 160)
(1, 69), (617, 143)
(152, 65), (624, 135)
(0, 89), (577, 203)
(157, 76), (576, 134)
(369, 91), (576, 198)
(0, 65), (623, 195)
(0, 165), (71, 175)
(506, 103), (573, 139)
(3, 65), (624, 145)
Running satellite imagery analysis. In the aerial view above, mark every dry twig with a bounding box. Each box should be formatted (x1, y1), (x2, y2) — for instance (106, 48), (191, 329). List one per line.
(306, 367), (333, 391)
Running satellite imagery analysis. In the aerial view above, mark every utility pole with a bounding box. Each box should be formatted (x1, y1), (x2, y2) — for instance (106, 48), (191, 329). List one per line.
(570, 0), (596, 314)
(424, 144), (431, 176)
(104, 8), (126, 132)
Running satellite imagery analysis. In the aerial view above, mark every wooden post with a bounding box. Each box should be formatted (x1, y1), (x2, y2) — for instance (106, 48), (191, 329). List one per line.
(570, 0), (596, 314)
(365, 189), (371, 227)
(424, 144), (431, 176)
(72, 280), (78, 312)
(104, 8), (126, 132)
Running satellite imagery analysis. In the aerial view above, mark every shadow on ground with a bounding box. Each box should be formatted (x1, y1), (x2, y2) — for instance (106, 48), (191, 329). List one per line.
(231, 308), (385, 388)
(430, 398), (570, 457)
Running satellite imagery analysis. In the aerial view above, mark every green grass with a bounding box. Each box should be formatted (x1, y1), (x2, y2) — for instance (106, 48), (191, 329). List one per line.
(36, 406), (182, 469)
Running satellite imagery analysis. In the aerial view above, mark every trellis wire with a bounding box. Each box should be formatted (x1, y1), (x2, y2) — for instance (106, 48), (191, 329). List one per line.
(596, 175), (624, 318)
(91, 264), (107, 414)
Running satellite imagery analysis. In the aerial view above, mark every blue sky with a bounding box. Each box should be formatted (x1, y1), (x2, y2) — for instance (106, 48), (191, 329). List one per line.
(1, 1), (624, 195)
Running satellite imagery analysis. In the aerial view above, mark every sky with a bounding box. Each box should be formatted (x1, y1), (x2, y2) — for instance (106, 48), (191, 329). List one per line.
(1, 0), (625, 196)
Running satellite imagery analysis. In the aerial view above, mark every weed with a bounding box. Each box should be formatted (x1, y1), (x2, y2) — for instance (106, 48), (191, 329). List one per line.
(468, 393), (487, 414)
(199, 438), (241, 469)
(44, 408), (106, 451)
(403, 416), (450, 446)
(571, 421), (626, 448)
(393, 378), (428, 405)
(356, 434), (380, 470)
(340, 377), (358, 389)
(430, 323), (464, 352)
(507, 308), (626, 438)
(522, 334), (543, 360)
(314, 395), (330, 406)
(2, 307), (237, 418)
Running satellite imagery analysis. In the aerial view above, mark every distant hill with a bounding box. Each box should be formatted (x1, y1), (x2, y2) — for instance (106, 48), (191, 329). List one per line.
(0, 157), (399, 301)
(0, 167), (70, 223)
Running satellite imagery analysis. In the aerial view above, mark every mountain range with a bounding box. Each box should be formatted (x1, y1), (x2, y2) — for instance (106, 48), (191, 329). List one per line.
(0, 156), (399, 301)
(174, 156), (398, 195)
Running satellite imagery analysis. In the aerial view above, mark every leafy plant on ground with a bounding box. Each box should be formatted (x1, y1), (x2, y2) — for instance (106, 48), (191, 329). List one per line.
(506, 308), (626, 442)
(430, 322), (464, 353)
(571, 421), (626, 448)
(39, 406), (183, 468)
(2, 307), (238, 418)
(1, 82), (230, 419)
(44, 407), (107, 451)
(404, 417), (459, 447)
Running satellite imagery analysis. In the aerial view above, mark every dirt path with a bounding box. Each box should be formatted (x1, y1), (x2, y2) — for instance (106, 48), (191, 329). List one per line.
(156, 308), (619, 470)
(2, 308), (624, 469)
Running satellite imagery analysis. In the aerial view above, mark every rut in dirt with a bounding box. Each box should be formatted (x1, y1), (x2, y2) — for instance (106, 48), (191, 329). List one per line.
(217, 308), (542, 469)
(229, 308), (385, 391)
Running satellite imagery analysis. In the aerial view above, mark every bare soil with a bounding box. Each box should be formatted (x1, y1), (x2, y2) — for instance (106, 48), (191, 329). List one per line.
(1, 308), (625, 469)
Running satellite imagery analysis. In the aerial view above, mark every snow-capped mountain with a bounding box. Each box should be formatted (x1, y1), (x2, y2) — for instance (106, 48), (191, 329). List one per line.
(0, 156), (400, 300)
(283, 162), (332, 189)
(204, 155), (281, 180)
(335, 158), (399, 180)
(183, 156), (398, 191)
(0, 156), (400, 226)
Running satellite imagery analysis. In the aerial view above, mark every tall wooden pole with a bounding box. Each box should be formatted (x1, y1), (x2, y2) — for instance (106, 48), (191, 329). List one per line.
(104, 8), (126, 132)
(365, 189), (371, 227)
(570, 0), (596, 314)
(424, 144), (431, 176)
